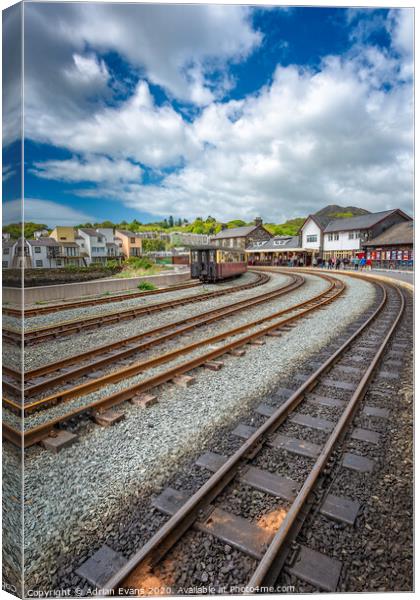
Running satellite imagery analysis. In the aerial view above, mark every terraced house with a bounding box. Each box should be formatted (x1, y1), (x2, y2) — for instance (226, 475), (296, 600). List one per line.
(77, 228), (108, 265)
(115, 230), (143, 258)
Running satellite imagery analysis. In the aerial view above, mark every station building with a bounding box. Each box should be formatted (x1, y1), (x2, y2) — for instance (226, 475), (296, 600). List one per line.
(246, 235), (314, 266)
(210, 217), (272, 249)
(364, 220), (414, 269)
(299, 209), (412, 261)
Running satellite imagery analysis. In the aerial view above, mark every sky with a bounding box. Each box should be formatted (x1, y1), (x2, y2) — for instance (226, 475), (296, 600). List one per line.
(2, 1), (414, 226)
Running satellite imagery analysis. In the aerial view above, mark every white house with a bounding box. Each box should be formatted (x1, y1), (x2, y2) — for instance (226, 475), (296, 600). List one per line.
(96, 228), (122, 260)
(77, 228), (108, 264)
(2, 239), (15, 268)
(299, 214), (332, 255)
(322, 209), (412, 259)
(28, 238), (61, 268)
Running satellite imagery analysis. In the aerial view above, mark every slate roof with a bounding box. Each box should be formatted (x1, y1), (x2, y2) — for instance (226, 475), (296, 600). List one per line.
(211, 225), (260, 239)
(116, 230), (142, 238)
(79, 228), (100, 236)
(324, 210), (400, 233)
(28, 238), (59, 246)
(300, 214), (333, 232)
(365, 221), (414, 246)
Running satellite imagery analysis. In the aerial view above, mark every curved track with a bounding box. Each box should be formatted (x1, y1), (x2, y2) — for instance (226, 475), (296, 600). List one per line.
(3, 272), (345, 444)
(4, 273), (305, 402)
(85, 275), (407, 595)
(3, 271), (270, 346)
(2, 280), (201, 317)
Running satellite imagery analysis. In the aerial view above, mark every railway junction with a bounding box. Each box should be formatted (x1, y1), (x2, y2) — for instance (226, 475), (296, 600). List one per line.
(2, 266), (413, 596)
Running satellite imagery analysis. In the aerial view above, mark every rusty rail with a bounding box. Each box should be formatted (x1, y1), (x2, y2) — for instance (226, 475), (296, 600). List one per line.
(2, 280), (200, 317)
(4, 274), (344, 445)
(3, 272), (270, 346)
(98, 277), (404, 594)
(4, 274), (305, 402)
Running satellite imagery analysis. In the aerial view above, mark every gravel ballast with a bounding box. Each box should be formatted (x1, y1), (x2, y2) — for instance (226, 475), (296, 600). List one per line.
(20, 271), (294, 371)
(18, 273), (378, 593)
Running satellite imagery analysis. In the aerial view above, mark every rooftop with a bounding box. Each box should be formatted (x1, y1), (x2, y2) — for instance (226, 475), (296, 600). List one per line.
(28, 238), (59, 246)
(365, 221), (414, 246)
(324, 209), (405, 233)
(116, 230), (142, 238)
(212, 224), (262, 239)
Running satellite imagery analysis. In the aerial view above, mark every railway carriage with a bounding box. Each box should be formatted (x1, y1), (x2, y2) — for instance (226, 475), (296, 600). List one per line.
(190, 245), (247, 283)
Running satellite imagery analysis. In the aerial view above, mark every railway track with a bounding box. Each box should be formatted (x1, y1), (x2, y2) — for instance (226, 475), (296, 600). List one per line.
(79, 276), (406, 594)
(3, 272), (345, 444)
(3, 272), (270, 346)
(3, 273), (305, 402)
(2, 279), (200, 318)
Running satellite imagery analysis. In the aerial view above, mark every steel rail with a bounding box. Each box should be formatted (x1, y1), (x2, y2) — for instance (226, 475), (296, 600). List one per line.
(247, 284), (405, 589)
(3, 280), (200, 318)
(101, 278), (402, 594)
(3, 272), (270, 346)
(4, 274), (334, 413)
(4, 274), (305, 400)
(3, 275), (345, 445)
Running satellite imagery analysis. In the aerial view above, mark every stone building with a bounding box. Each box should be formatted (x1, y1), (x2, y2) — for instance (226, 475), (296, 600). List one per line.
(210, 217), (272, 249)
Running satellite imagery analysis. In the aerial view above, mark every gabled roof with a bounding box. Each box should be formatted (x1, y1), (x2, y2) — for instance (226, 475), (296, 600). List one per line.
(299, 213), (333, 233)
(212, 224), (272, 239)
(365, 221), (414, 246)
(28, 238), (59, 246)
(79, 228), (100, 237)
(324, 209), (410, 233)
(211, 225), (257, 239)
(116, 229), (142, 238)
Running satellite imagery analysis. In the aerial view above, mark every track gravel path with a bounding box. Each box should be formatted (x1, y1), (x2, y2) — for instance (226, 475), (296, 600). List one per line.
(20, 274), (376, 593)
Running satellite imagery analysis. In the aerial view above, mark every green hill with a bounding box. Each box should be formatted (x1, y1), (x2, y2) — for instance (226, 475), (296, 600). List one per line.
(315, 204), (370, 219)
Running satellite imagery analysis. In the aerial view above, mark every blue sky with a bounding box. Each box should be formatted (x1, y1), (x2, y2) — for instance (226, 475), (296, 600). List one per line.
(2, 2), (414, 226)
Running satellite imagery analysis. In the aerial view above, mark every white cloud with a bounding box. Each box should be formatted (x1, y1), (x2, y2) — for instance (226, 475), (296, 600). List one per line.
(80, 54), (412, 222)
(64, 53), (110, 93)
(31, 156), (142, 184)
(3, 199), (98, 227)
(2, 165), (15, 183)
(26, 81), (199, 168)
(18, 5), (414, 223)
(2, 3), (22, 147)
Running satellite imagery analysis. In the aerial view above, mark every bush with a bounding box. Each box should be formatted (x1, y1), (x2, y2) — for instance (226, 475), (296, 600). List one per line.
(138, 281), (157, 291)
(105, 259), (120, 269)
(126, 256), (153, 270)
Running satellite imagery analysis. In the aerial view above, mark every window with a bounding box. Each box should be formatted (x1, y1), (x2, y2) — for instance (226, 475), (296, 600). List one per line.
(328, 234), (333, 241)
(355, 231), (361, 239)
(334, 233), (339, 241)
(130, 237), (136, 244)
(306, 235), (317, 243)
(36, 260), (43, 267)
(56, 259), (62, 266)
(3, 261), (8, 268)
(60, 236), (66, 240)
(34, 246), (41, 253)
(3, 248), (9, 255)
(348, 232), (354, 240)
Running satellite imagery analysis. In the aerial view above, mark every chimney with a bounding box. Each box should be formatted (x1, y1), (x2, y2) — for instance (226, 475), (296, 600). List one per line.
(254, 217), (263, 226)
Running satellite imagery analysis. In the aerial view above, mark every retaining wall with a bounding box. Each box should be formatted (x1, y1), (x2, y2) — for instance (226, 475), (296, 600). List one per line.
(3, 270), (191, 305)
